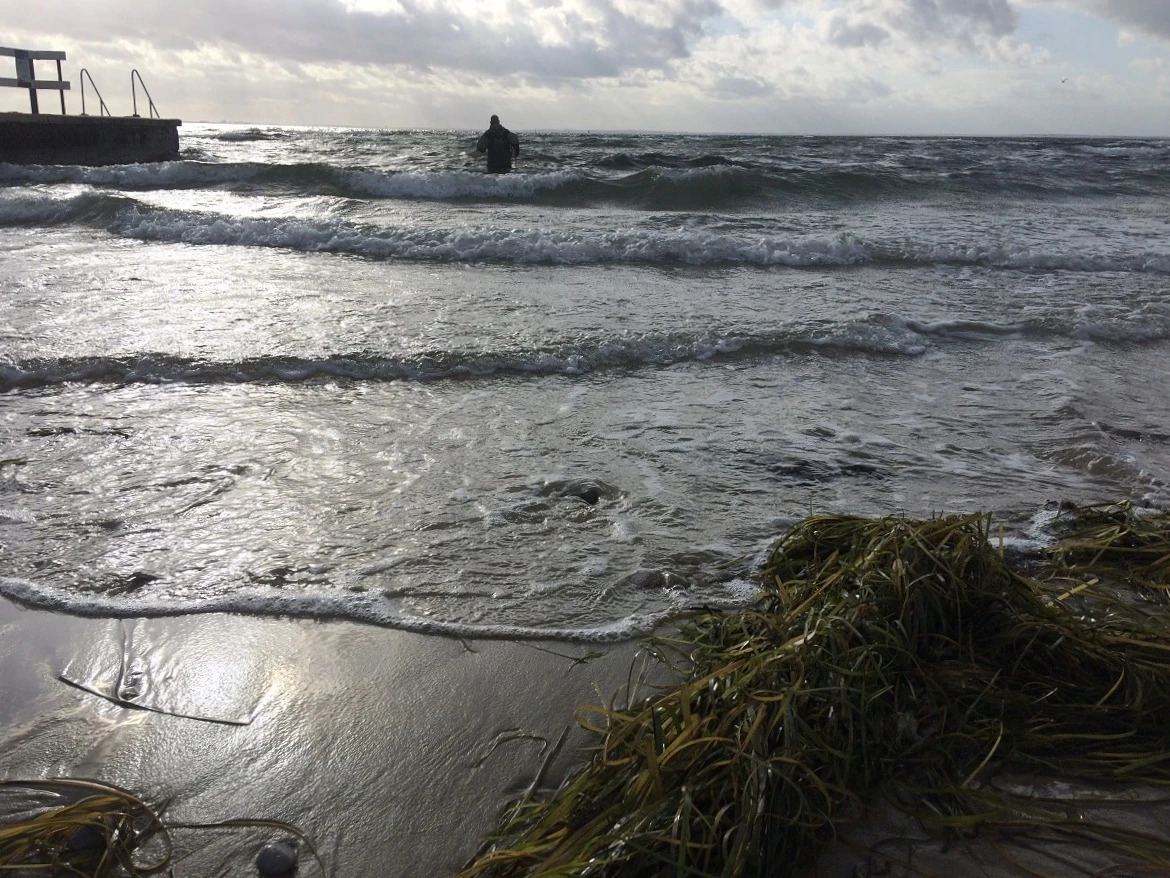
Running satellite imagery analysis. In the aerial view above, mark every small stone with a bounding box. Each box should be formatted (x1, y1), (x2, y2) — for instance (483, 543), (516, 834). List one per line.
(256, 841), (297, 876)
(65, 822), (107, 851)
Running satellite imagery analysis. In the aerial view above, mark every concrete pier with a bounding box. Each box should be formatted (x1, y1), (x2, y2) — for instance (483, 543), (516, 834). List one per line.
(0, 112), (181, 165)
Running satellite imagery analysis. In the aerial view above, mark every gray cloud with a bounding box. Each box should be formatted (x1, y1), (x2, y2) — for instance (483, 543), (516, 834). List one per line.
(1033, 0), (1170, 42)
(1096, 0), (1170, 39)
(828, 16), (892, 48)
(827, 0), (1018, 54)
(9, 0), (722, 82)
(894, 0), (1018, 43)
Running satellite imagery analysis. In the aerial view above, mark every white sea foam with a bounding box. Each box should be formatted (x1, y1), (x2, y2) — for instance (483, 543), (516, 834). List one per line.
(0, 506), (35, 524)
(1074, 319), (1170, 344)
(655, 164), (734, 182)
(0, 575), (682, 643)
(1075, 144), (1167, 157)
(211, 127), (291, 142)
(882, 240), (1169, 274)
(905, 319), (1026, 339)
(110, 206), (876, 266)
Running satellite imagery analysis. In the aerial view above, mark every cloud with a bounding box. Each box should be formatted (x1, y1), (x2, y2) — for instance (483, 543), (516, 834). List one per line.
(1099, 0), (1170, 39)
(1131, 56), (1167, 73)
(822, 0), (1018, 54)
(8, 0), (722, 83)
(827, 16), (892, 48)
(710, 73), (774, 98)
(1043, 0), (1170, 41)
(896, 0), (1018, 42)
(7, 0), (1168, 133)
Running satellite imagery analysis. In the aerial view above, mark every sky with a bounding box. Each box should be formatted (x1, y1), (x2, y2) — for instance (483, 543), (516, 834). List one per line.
(3, 0), (1168, 134)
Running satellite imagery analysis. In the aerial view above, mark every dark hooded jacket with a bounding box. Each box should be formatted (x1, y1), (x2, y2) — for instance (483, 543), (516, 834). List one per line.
(476, 122), (520, 172)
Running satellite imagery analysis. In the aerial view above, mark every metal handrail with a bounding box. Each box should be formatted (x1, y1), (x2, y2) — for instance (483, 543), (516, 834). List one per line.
(78, 68), (110, 116)
(130, 68), (160, 119)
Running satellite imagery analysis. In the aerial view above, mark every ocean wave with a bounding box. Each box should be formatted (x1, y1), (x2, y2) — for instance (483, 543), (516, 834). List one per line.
(0, 160), (596, 203)
(0, 574), (675, 642)
(0, 326), (928, 391)
(1074, 142), (1170, 157)
(574, 161), (1169, 206)
(7, 148), (1167, 208)
(596, 151), (741, 170)
(346, 165), (788, 209)
(902, 243), (1169, 275)
(0, 159), (849, 206)
(902, 313), (1170, 346)
(343, 168), (582, 199)
(902, 319), (1028, 340)
(105, 204), (1170, 274)
(7, 311), (1164, 393)
(343, 164), (987, 208)
(209, 127), (294, 142)
(5, 189), (1167, 276)
(109, 205), (878, 265)
(0, 189), (137, 227)
(1075, 317), (1170, 344)
(0, 160), (341, 192)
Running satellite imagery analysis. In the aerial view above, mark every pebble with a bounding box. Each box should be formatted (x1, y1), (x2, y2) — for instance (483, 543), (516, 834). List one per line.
(256, 840), (297, 875)
(575, 486), (601, 505)
(65, 822), (107, 851)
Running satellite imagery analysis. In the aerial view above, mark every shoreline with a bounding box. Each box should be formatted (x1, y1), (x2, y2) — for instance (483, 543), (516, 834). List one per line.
(7, 505), (1170, 876)
(0, 595), (669, 876)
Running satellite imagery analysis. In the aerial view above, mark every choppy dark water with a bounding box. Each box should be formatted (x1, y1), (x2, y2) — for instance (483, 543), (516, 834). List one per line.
(2, 127), (1168, 639)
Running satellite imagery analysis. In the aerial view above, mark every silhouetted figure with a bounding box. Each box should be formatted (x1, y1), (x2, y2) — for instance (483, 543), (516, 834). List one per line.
(476, 114), (520, 173)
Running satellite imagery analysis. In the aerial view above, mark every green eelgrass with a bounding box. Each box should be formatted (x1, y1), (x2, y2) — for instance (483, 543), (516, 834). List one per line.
(460, 506), (1170, 878)
(1046, 500), (1170, 595)
(0, 778), (324, 876)
(0, 779), (168, 876)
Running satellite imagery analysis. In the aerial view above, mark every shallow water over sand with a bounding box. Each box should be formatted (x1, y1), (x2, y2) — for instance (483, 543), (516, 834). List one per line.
(2, 128), (1168, 638)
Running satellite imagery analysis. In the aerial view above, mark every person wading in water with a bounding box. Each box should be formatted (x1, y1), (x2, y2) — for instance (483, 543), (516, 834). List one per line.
(476, 114), (520, 173)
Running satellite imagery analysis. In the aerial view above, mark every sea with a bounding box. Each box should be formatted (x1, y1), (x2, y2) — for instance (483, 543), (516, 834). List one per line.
(1, 127), (1168, 641)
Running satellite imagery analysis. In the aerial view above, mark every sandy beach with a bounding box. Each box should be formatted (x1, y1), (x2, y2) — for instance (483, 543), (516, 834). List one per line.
(7, 586), (1170, 877)
(0, 595), (668, 877)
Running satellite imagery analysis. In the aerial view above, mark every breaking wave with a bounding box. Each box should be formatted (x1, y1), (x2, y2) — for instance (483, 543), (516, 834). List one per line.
(0, 327), (922, 391)
(107, 205), (1170, 273)
(5, 133), (1169, 208)
(107, 206), (877, 266)
(5, 312), (1169, 392)
(4, 186), (1166, 274)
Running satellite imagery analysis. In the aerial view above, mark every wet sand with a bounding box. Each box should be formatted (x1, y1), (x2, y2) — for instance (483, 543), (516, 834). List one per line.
(6, 594), (1170, 877)
(0, 596), (667, 877)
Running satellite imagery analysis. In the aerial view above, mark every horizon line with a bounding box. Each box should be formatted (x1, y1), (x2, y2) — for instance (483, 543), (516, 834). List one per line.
(182, 121), (1170, 139)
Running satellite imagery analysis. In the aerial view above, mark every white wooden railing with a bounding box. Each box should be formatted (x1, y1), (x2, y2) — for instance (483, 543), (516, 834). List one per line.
(0, 46), (69, 114)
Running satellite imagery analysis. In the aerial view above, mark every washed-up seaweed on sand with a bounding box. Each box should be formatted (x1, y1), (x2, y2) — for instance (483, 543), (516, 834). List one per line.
(0, 779), (170, 877)
(0, 778), (322, 877)
(460, 502), (1170, 878)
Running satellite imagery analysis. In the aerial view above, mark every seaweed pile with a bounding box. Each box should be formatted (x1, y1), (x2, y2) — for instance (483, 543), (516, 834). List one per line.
(460, 502), (1170, 878)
